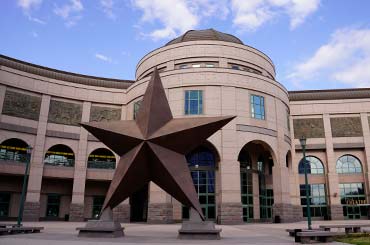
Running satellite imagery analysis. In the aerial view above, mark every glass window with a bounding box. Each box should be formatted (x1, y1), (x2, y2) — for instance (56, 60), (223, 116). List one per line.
(298, 156), (324, 175)
(179, 64), (188, 69)
(251, 95), (265, 120)
(133, 100), (142, 120)
(191, 64), (201, 68)
(46, 194), (60, 217)
(205, 63), (215, 68)
(336, 155), (362, 174)
(0, 193), (10, 217)
(92, 196), (105, 219)
(339, 183), (367, 219)
(231, 65), (240, 70)
(183, 146), (216, 220)
(300, 184), (328, 217)
(185, 90), (203, 115)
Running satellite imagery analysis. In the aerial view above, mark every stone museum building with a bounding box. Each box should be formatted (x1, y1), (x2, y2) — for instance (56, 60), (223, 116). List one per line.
(1, 29), (370, 224)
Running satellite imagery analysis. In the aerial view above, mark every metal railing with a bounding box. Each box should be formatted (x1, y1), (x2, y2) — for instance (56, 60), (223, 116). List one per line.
(44, 159), (74, 167)
(0, 152), (28, 163)
(87, 161), (115, 169)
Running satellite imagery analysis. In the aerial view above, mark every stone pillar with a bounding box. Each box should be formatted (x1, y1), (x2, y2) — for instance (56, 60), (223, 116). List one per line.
(218, 86), (243, 224)
(24, 95), (50, 221)
(147, 183), (173, 223)
(0, 85), (6, 116)
(323, 114), (343, 219)
(360, 114), (370, 204)
(69, 102), (90, 221)
(289, 115), (304, 221)
(112, 199), (130, 222)
(252, 171), (260, 220)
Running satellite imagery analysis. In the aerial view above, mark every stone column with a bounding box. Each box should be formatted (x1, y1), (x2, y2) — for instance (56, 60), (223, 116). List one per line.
(323, 114), (343, 219)
(24, 95), (50, 221)
(69, 102), (90, 221)
(218, 86), (242, 224)
(0, 85), (6, 116)
(147, 183), (173, 223)
(252, 171), (260, 220)
(360, 114), (370, 203)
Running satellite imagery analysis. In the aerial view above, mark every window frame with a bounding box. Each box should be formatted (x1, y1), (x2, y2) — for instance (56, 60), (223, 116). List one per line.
(298, 156), (325, 175)
(250, 94), (265, 120)
(336, 155), (363, 174)
(184, 90), (203, 115)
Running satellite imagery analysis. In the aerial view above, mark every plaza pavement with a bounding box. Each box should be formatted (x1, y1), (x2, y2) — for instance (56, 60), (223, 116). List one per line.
(2, 220), (368, 245)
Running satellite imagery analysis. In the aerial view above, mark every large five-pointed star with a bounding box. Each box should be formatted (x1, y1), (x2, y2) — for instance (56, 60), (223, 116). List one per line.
(81, 68), (235, 220)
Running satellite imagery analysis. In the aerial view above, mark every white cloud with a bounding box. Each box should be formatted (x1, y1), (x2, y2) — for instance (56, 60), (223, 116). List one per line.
(231, 0), (320, 31)
(100, 0), (116, 19)
(132, 0), (198, 40)
(17, 0), (42, 11)
(31, 31), (38, 38)
(54, 0), (83, 27)
(288, 28), (370, 88)
(95, 53), (112, 63)
(131, 0), (229, 40)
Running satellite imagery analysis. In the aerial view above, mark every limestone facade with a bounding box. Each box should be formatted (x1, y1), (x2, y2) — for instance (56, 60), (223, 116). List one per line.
(0, 31), (369, 223)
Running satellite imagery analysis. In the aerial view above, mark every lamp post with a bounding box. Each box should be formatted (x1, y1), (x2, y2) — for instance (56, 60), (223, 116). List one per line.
(299, 136), (312, 230)
(17, 145), (33, 227)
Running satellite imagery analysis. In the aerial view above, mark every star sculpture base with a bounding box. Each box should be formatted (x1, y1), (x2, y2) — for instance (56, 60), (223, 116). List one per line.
(76, 207), (124, 238)
(178, 209), (221, 240)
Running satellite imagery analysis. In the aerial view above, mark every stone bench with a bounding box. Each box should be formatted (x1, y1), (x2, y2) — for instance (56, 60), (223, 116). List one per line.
(0, 226), (43, 235)
(286, 228), (324, 237)
(319, 224), (370, 234)
(0, 223), (19, 228)
(296, 231), (345, 244)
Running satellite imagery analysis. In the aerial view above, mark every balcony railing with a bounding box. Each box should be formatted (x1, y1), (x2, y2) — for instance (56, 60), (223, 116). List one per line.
(87, 161), (115, 169)
(0, 152), (28, 163)
(44, 159), (74, 167)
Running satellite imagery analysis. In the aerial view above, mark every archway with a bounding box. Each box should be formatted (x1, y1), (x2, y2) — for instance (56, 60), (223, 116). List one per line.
(44, 144), (75, 167)
(182, 143), (219, 220)
(0, 138), (29, 162)
(87, 148), (116, 169)
(238, 140), (275, 222)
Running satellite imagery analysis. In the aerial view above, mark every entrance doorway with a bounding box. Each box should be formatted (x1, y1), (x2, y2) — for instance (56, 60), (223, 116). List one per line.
(130, 184), (149, 222)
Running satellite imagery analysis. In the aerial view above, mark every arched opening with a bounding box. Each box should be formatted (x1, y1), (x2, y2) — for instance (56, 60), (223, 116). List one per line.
(336, 155), (366, 219)
(238, 140), (275, 222)
(87, 148), (116, 169)
(44, 144), (75, 167)
(182, 144), (219, 220)
(0, 138), (29, 163)
(297, 156), (328, 219)
(286, 151), (292, 169)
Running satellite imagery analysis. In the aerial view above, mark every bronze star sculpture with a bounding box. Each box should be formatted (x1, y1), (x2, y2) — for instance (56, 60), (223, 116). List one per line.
(81, 68), (235, 220)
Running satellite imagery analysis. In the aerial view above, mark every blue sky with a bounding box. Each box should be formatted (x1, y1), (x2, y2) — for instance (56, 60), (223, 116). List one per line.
(1, 0), (370, 91)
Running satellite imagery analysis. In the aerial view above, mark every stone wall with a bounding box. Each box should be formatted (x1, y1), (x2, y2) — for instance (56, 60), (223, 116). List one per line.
(2, 90), (41, 120)
(23, 201), (41, 221)
(273, 203), (302, 222)
(147, 203), (173, 223)
(331, 117), (363, 137)
(112, 203), (130, 222)
(293, 118), (325, 138)
(217, 202), (243, 224)
(69, 203), (84, 221)
(48, 99), (82, 126)
(90, 106), (121, 122)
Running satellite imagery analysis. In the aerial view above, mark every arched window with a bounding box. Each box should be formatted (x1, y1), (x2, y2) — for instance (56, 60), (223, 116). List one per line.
(0, 138), (29, 163)
(336, 155), (362, 174)
(44, 144), (74, 167)
(87, 148), (116, 169)
(183, 146), (216, 220)
(298, 156), (324, 175)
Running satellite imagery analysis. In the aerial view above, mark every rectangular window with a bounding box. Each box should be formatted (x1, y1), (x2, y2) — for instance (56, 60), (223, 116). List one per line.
(339, 183), (367, 219)
(251, 94), (265, 120)
(179, 64), (188, 69)
(205, 63), (215, 68)
(0, 193), (10, 217)
(231, 65), (240, 70)
(300, 184), (327, 217)
(92, 196), (105, 219)
(133, 100), (142, 119)
(191, 64), (201, 68)
(46, 194), (60, 217)
(185, 90), (203, 115)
